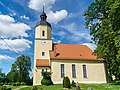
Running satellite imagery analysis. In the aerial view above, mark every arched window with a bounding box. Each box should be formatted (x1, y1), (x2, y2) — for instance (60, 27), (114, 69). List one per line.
(42, 30), (45, 36)
(83, 65), (87, 78)
(42, 52), (45, 56)
(72, 64), (76, 78)
(61, 64), (64, 78)
(42, 69), (44, 72)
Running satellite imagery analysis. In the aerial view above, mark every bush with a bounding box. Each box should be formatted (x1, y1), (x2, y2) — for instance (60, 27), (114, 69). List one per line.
(71, 80), (76, 87)
(31, 86), (37, 90)
(7, 83), (11, 85)
(13, 82), (16, 86)
(16, 82), (20, 86)
(63, 77), (65, 88)
(20, 82), (26, 85)
(41, 79), (53, 86)
(63, 76), (71, 88)
(12, 82), (20, 86)
(41, 72), (53, 86)
(0, 83), (4, 86)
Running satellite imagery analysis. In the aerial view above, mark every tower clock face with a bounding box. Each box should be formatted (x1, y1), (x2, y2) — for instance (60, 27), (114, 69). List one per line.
(41, 40), (46, 45)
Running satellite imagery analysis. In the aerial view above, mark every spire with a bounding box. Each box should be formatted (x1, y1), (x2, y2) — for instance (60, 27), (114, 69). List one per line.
(40, 6), (47, 21)
(43, 5), (44, 13)
(36, 5), (51, 28)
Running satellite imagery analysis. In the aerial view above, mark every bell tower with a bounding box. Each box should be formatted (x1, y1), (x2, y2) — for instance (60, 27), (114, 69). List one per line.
(33, 6), (52, 85)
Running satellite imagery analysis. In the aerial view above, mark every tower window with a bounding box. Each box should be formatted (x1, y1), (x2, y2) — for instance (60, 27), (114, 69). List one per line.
(42, 30), (45, 36)
(72, 64), (76, 78)
(42, 69), (44, 72)
(61, 64), (65, 78)
(83, 65), (87, 78)
(42, 52), (45, 56)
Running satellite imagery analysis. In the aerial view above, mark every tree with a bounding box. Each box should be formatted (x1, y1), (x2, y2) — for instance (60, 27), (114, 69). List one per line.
(7, 55), (31, 84)
(0, 68), (6, 83)
(63, 76), (71, 88)
(7, 64), (19, 82)
(84, 0), (120, 80)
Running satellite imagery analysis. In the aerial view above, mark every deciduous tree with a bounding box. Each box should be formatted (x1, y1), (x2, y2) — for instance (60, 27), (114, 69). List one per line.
(84, 0), (120, 80)
(7, 55), (31, 84)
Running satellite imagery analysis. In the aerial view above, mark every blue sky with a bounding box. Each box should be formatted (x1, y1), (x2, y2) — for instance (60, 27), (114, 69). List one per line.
(0, 0), (96, 75)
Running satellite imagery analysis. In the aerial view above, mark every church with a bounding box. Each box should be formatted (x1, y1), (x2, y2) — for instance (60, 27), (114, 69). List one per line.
(33, 9), (108, 85)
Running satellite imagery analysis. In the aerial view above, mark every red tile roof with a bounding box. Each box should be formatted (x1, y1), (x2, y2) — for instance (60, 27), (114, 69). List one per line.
(50, 44), (102, 60)
(36, 59), (50, 67)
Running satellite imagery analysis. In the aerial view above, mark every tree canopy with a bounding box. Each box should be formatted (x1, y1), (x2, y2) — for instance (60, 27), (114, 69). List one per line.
(7, 55), (31, 84)
(0, 68), (6, 83)
(84, 0), (120, 79)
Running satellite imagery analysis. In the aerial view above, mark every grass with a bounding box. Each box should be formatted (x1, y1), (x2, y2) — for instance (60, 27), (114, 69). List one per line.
(19, 82), (120, 90)
(1, 81), (120, 90)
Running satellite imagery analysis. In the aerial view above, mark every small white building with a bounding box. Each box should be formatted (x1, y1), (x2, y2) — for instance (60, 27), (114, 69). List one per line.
(33, 10), (108, 85)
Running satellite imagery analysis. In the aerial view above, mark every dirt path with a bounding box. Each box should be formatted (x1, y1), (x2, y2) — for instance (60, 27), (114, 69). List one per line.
(13, 86), (29, 90)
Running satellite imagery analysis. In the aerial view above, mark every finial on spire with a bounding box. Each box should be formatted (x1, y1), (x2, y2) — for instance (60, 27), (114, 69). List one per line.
(43, 5), (44, 13)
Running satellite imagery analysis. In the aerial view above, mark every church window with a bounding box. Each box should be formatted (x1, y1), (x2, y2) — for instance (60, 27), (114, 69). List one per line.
(42, 30), (45, 36)
(83, 65), (87, 78)
(72, 64), (76, 78)
(42, 52), (45, 56)
(61, 64), (65, 78)
(42, 69), (44, 72)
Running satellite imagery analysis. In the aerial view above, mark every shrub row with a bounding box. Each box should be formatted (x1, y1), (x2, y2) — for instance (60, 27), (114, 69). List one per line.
(0, 82), (26, 86)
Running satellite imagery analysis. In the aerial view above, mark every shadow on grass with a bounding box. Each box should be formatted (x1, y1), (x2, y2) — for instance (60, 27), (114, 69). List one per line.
(110, 80), (120, 85)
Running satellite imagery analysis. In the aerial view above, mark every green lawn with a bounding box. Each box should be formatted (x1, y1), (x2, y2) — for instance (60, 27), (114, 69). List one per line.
(1, 81), (120, 90)
(19, 82), (120, 90)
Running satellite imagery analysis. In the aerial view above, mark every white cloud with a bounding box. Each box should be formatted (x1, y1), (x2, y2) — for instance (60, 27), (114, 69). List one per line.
(47, 10), (68, 24)
(52, 37), (54, 40)
(53, 31), (67, 36)
(67, 12), (81, 19)
(54, 40), (61, 44)
(9, 12), (16, 16)
(0, 39), (32, 52)
(28, 0), (68, 24)
(53, 31), (67, 40)
(82, 43), (97, 51)
(20, 15), (30, 20)
(0, 14), (31, 38)
(28, 0), (55, 12)
(61, 23), (91, 41)
(0, 54), (14, 60)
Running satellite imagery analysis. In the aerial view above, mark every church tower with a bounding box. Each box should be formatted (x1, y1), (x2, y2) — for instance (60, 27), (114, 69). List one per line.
(33, 7), (52, 85)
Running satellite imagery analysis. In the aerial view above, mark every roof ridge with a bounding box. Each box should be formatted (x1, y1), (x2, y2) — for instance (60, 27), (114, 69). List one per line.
(53, 43), (87, 46)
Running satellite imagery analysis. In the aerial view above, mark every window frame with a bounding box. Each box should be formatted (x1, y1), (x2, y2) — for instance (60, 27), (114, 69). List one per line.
(61, 64), (65, 78)
(42, 69), (44, 72)
(42, 52), (45, 56)
(72, 64), (76, 78)
(83, 65), (87, 78)
(42, 30), (45, 36)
